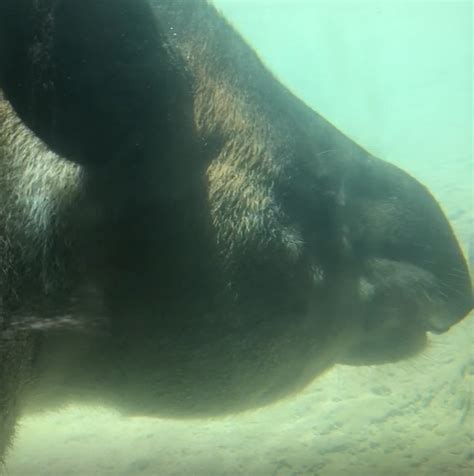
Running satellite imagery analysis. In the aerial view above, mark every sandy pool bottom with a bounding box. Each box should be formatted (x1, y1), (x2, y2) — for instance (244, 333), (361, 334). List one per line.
(5, 312), (473, 476)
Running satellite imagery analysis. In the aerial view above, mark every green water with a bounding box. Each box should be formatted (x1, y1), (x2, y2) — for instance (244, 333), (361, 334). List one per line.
(5, 1), (472, 475)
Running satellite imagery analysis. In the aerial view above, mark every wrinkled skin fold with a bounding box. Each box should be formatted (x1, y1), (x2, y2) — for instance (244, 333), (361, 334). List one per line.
(0, 0), (472, 461)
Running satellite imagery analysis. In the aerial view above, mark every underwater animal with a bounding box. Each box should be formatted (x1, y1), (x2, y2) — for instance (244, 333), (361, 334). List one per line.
(0, 0), (472, 461)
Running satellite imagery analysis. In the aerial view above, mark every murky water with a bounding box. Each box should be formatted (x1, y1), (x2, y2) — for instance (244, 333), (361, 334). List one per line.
(3, 1), (472, 475)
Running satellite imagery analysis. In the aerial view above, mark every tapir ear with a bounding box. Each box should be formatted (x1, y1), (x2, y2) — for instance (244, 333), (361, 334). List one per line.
(0, 0), (192, 169)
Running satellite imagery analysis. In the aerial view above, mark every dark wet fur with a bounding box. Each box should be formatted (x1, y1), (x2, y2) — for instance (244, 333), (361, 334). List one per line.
(0, 0), (472, 461)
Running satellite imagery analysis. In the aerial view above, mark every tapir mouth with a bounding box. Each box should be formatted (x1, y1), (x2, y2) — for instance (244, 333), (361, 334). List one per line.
(343, 255), (473, 364)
